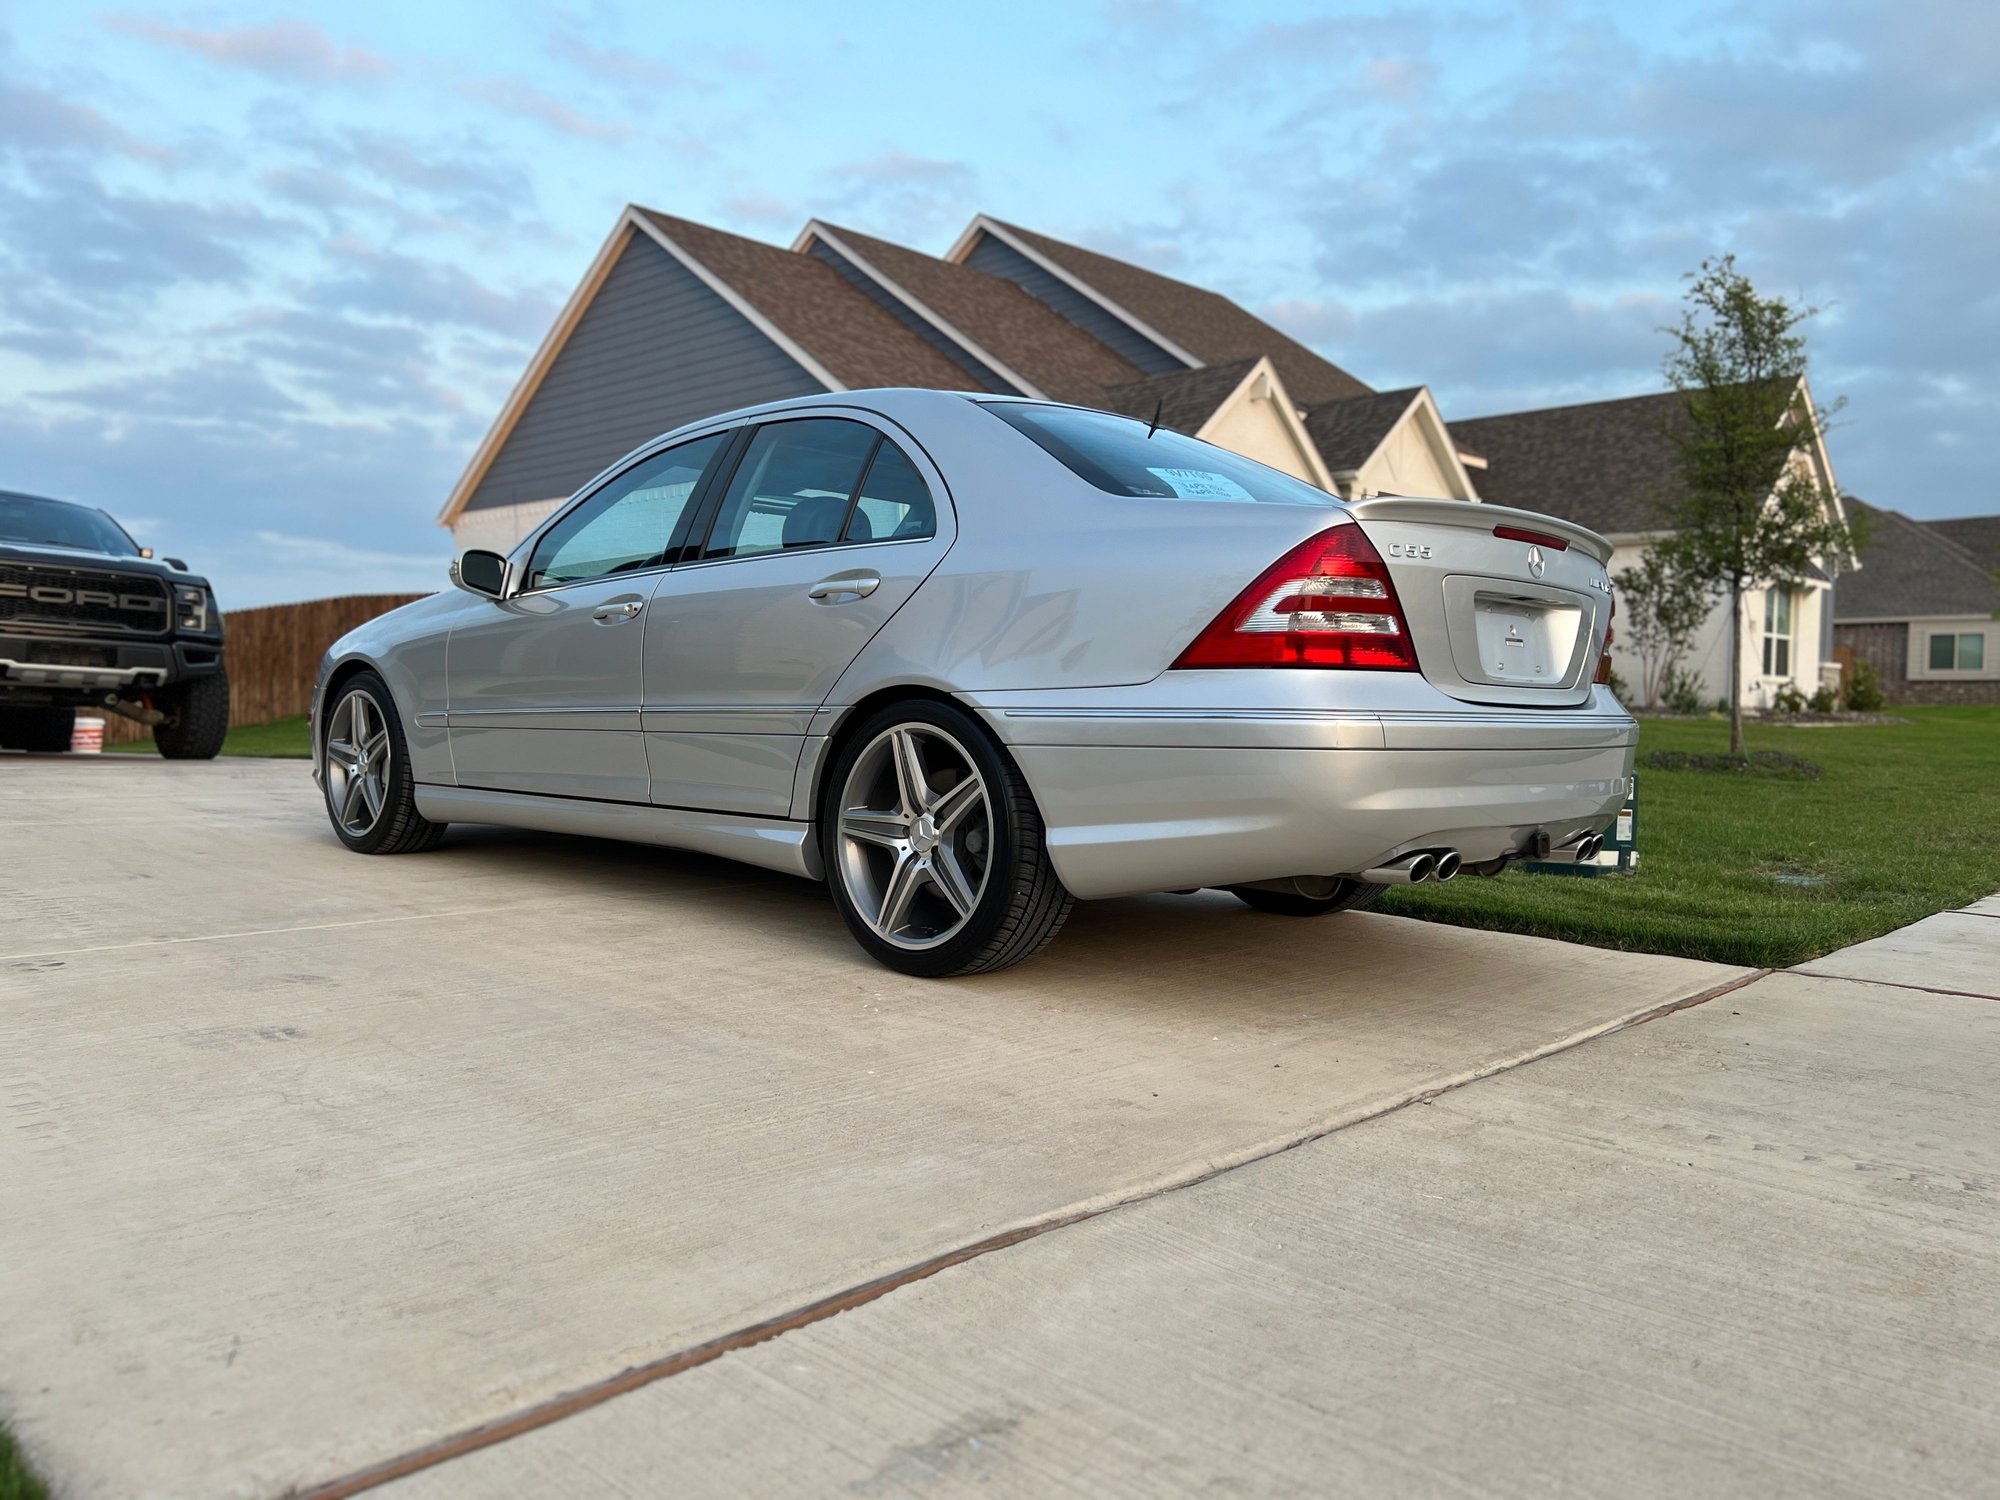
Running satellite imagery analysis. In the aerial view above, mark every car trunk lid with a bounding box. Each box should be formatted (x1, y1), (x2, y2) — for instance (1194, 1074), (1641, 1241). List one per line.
(1347, 497), (1615, 708)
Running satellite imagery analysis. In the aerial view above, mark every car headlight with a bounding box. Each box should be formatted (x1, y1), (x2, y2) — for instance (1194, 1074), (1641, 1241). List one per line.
(173, 584), (210, 632)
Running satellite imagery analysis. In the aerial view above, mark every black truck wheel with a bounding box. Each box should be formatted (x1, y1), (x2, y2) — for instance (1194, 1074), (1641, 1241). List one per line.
(153, 671), (230, 760)
(0, 705), (76, 753)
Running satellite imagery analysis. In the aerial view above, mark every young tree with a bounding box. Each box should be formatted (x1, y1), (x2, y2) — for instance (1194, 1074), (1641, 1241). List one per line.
(1656, 255), (1859, 755)
(1613, 549), (1708, 709)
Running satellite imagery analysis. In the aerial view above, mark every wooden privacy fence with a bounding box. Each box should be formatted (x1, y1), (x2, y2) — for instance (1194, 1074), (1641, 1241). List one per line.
(101, 593), (428, 744)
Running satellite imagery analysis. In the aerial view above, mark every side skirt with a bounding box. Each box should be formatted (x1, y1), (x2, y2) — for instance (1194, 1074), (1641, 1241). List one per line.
(412, 784), (825, 881)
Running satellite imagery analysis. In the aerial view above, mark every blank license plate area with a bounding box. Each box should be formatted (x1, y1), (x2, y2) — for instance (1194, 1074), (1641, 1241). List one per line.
(1471, 595), (1578, 684)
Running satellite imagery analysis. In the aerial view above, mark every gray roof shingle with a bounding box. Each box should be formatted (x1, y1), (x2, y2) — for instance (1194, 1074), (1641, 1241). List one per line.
(1448, 390), (1695, 534)
(1304, 388), (1424, 472)
(986, 219), (1375, 407)
(640, 210), (973, 393)
(1094, 359), (1262, 434)
(1925, 515), (2000, 569)
(813, 224), (1145, 404)
(1837, 500), (2000, 620)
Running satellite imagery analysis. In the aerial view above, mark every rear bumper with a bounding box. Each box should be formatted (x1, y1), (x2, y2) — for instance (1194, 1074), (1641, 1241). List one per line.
(983, 694), (1637, 899)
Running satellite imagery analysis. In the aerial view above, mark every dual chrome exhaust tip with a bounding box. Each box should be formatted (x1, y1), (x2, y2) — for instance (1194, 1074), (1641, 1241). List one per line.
(1536, 831), (1604, 864)
(1360, 848), (1463, 885)
(1360, 830), (1606, 886)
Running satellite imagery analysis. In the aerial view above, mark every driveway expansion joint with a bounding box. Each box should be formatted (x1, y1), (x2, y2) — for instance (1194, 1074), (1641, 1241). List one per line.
(1790, 968), (2000, 1003)
(291, 965), (1766, 1500)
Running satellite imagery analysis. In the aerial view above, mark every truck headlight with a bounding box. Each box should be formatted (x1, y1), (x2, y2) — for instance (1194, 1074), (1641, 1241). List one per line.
(174, 584), (210, 632)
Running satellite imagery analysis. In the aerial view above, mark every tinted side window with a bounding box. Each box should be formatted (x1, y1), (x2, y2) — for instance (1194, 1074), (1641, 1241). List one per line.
(527, 433), (725, 589)
(702, 418), (878, 560)
(845, 441), (935, 542)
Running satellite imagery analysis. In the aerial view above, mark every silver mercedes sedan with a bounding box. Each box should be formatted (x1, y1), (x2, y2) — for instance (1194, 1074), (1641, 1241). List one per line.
(313, 389), (1635, 976)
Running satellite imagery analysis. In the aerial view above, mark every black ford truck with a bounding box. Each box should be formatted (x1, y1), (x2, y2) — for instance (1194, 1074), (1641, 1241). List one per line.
(0, 489), (229, 758)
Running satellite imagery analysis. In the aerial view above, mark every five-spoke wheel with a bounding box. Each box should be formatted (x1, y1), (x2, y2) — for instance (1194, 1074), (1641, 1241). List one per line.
(836, 722), (994, 950)
(823, 700), (1072, 976)
(325, 687), (392, 838)
(320, 671), (446, 855)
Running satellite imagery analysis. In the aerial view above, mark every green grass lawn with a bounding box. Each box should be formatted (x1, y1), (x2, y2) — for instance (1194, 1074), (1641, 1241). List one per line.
(1378, 705), (2000, 968)
(106, 713), (311, 758)
(0, 1425), (48, 1500)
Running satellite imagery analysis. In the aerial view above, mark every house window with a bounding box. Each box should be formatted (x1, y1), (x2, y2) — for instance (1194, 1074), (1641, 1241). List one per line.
(1761, 589), (1793, 677)
(1929, 632), (1986, 672)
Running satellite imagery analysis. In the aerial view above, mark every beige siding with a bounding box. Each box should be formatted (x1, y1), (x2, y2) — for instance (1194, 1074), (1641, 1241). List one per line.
(1199, 385), (1322, 483)
(1607, 539), (1833, 709)
(1358, 417), (1462, 501)
(1905, 617), (2000, 682)
(453, 496), (566, 558)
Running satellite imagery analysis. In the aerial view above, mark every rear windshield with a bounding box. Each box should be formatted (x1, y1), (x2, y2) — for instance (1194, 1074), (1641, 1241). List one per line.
(0, 493), (140, 556)
(982, 402), (1341, 507)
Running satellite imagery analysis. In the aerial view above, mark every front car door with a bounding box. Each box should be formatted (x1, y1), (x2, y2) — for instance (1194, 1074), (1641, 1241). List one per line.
(641, 414), (953, 815)
(449, 432), (728, 801)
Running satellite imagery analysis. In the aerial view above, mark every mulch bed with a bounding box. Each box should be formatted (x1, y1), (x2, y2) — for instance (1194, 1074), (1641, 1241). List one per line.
(1644, 748), (1824, 779)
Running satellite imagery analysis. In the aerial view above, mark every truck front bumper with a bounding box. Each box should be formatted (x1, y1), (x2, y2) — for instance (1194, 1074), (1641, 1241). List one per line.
(0, 635), (224, 694)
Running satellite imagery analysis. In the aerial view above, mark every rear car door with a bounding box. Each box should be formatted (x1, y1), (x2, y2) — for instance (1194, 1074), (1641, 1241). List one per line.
(448, 433), (727, 801)
(641, 414), (953, 815)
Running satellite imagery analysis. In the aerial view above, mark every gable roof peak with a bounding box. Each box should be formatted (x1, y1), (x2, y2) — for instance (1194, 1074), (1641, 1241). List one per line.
(950, 213), (1375, 408)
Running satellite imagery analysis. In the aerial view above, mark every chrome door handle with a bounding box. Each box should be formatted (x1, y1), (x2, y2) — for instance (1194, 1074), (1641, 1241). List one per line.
(592, 601), (644, 621)
(808, 573), (880, 602)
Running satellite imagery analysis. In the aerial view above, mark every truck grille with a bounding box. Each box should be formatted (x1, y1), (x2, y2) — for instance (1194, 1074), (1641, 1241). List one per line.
(0, 563), (172, 636)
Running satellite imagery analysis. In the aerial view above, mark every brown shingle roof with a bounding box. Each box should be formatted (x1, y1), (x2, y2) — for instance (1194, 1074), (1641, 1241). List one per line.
(1838, 500), (2000, 620)
(986, 218), (1374, 407)
(812, 224), (1144, 404)
(639, 209), (970, 393)
(1925, 515), (2000, 569)
(1094, 359), (1261, 434)
(1304, 388), (1424, 472)
(1449, 390), (1696, 534)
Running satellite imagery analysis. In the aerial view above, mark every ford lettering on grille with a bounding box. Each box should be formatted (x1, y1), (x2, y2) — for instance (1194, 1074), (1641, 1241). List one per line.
(0, 583), (165, 611)
(0, 565), (171, 634)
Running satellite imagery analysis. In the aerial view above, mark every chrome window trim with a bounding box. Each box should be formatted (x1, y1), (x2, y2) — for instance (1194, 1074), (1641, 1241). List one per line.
(510, 558), (681, 601)
(670, 534), (936, 576)
(510, 421), (749, 595)
(506, 402), (953, 599)
(687, 411), (943, 567)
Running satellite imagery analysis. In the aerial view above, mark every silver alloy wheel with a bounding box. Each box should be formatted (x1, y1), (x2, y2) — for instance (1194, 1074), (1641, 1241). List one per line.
(836, 722), (993, 950)
(325, 688), (392, 837)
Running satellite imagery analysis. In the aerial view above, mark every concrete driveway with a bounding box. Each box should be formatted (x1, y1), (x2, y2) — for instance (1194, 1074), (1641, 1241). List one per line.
(2, 757), (1992, 1497)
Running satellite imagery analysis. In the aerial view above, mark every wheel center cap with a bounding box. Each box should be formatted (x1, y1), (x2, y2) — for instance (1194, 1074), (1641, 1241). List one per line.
(911, 813), (940, 853)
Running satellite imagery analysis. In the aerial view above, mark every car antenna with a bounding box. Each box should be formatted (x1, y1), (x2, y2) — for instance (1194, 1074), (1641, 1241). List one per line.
(1146, 396), (1163, 438)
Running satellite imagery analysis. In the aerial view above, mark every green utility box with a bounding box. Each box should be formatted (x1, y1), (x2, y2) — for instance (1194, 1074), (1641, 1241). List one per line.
(1522, 776), (1639, 877)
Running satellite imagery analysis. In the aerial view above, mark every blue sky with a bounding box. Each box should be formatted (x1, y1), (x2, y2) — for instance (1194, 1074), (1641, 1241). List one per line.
(2, 1), (1994, 606)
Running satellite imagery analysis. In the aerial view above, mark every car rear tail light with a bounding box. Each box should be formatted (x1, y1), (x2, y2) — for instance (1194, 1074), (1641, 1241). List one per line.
(1595, 590), (1616, 685)
(1493, 524), (1569, 551)
(1173, 525), (1418, 671)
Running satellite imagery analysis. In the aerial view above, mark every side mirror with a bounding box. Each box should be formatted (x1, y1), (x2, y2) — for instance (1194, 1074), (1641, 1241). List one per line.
(164, 557), (188, 571)
(453, 549), (509, 598)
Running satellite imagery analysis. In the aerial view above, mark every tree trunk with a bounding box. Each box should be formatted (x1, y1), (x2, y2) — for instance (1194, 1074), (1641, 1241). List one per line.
(1728, 580), (1745, 756)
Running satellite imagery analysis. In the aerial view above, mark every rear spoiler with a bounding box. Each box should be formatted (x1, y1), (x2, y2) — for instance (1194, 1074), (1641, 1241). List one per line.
(1348, 496), (1616, 567)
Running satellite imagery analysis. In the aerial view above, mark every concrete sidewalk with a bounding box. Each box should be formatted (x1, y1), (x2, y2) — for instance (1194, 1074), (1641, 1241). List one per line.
(1, 759), (1744, 1499)
(386, 905), (2000, 1499)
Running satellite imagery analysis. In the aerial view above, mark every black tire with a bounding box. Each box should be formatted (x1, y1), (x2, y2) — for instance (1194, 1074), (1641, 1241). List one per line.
(321, 671), (447, 855)
(821, 699), (1073, 978)
(0, 705), (76, 753)
(153, 671), (230, 759)
(1227, 880), (1384, 917)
